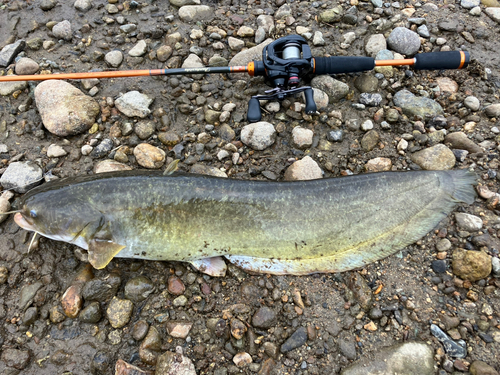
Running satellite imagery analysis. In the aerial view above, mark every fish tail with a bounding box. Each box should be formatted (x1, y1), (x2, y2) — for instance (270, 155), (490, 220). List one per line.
(444, 169), (477, 205)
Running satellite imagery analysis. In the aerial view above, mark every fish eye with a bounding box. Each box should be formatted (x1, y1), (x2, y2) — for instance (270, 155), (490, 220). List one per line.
(30, 210), (37, 218)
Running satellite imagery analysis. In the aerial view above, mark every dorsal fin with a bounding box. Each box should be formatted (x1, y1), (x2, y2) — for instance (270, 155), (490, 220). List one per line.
(164, 159), (180, 175)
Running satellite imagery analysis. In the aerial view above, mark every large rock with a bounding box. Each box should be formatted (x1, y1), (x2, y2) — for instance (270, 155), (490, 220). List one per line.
(311, 76), (349, 103)
(340, 342), (434, 375)
(0, 161), (43, 193)
(115, 91), (153, 118)
(0, 79), (28, 96)
(484, 103), (500, 117)
(410, 144), (455, 170)
(34, 80), (100, 136)
(229, 39), (273, 78)
(485, 7), (500, 23)
(0, 40), (25, 67)
(452, 249), (492, 281)
(178, 5), (214, 22)
(284, 156), (322, 181)
(386, 27), (421, 56)
(393, 89), (443, 119)
(240, 121), (276, 150)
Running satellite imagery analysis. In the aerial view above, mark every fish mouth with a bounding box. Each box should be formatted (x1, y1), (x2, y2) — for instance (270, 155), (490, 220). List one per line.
(14, 213), (35, 231)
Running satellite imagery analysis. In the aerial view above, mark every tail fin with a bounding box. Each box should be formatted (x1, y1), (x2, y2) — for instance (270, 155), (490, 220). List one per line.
(447, 169), (477, 205)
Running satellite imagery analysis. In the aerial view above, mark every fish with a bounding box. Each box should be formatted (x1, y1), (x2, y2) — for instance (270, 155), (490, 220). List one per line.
(13, 168), (476, 276)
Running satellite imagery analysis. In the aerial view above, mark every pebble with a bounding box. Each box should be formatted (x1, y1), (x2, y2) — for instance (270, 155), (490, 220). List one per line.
(140, 326), (162, 365)
(444, 132), (482, 154)
(461, 0), (481, 8)
(35, 80), (100, 136)
(365, 157), (392, 172)
(0, 161), (43, 193)
(318, 6), (343, 22)
(341, 342), (434, 375)
(452, 249), (492, 281)
(292, 127), (313, 149)
(79, 301), (102, 323)
(436, 238), (452, 252)
(339, 338), (357, 360)
(469, 360), (499, 375)
(410, 144), (456, 170)
(311, 75), (349, 102)
(124, 276), (155, 302)
(313, 31), (325, 46)
(105, 50), (123, 67)
(306, 88), (329, 109)
(280, 326), (308, 353)
(361, 119), (374, 131)
(133, 143), (165, 168)
(430, 324), (467, 358)
(52, 20), (72, 41)
(107, 297), (134, 328)
(241, 121), (276, 150)
(354, 74), (379, 93)
(417, 25), (430, 38)
(155, 346), (196, 375)
(95, 160), (132, 173)
(484, 104), (500, 117)
(91, 138), (114, 158)
(485, 8), (500, 23)
(252, 306), (277, 329)
(133, 320), (150, 341)
(74, 0), (92, 12)
(1, 348), (31, 370)
(492, 257), (500, 276)
(0, 40), (25, 67)
(129, 40), (147, 57)
(47, 144), (67, 158)
(327, 129), (344, 142)
(361, 130), (380, 152)
(134, 120), (155, 140)
(166, 321), (193, 339)
(393, 89), (443, 119)
(284, 156), (322, 181)
(178, 5), (215, 22)
(82, 273), (121, 301)
(15, 57), (39, 75)
(0, 79), (28, 96)
(365, 34), (387, 56)
(233, 352), (252, 367)
(386, 27), (421, 56)
(455, 213), (483, 231)
(115, 359), (150, 375)
(115, 91), (153, 118)
(167, 276), (185, 295)
(359, 93), (382, 107)
(431, 260), (447, 273)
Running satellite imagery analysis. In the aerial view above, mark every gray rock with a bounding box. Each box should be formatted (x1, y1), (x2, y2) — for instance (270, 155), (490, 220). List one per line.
(361, 130), (379, 152)
(359, 93), (382, 107)
(455, 213), (483, 231)
(375, 49), (394, 60)
(417, 25), (430, 38)
(410, 144), (455, 170)
(485, 103), (500, 117)
(124, 276), (155, 303)
(444, 132), (482, 153)
(284, 156), (322, 181)
(35, 80), (100, 136)
(82, 274), (121, 301)
(461, 0), (480, 8)
(409, 18), (426, 25)
(79, 302), (102, 323)
(292, 127), (314, 149)
(354, 74), (378, 93)
(181, 54), (205, 79)
(318, 7), (343, 23)
(129, 40), (147, 57)
(120, 24), (137, 33)
(47, 144), (67, 158)
(115, 91), (153, 118)
(464, 96), (480, 111)
(15, 57), (39, 75)
(241, 121), (276, 150)
(52, 20), (73, 41)
(393, 89), (443, 119)
(430, 324), (467, 358)
(74, 0), (93, 12)
(387, 27), (421, 56)
(178, 5), (215, 22)
(275, 4), (292, 19)
(0, 40), (25, 67)
(169, 0), (199, 6)
(327, 129), (344, 142)
(90, 139), (114, 158)
(339, 339), (357, 360)
(365, 34), (387, 57)
(40, 0), (57, 11)
(252, 307), (277, 329)
(1, 348), (31, 370)
(492, 257), (500, 276)
(280, 327), (308, 353)
(135, 120), (155, 139)
(156, 346), (196, 375)
(0, 161), (43, 193)
(485, 8), (500, 23)
(311, 76), (349, 103)
(255, 27), (266, 44)
(18, 281), (43, 310)
(105, 50), (123, 67)
(0, 80), (28, 96)
(341, 342), (434, 375)
(256, 15), (274, 33)
(371, 0), (383, 7)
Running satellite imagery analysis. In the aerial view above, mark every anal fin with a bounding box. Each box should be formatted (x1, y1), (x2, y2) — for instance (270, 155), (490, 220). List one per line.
(88, 239), (126, 269)
(190, 257), (227, 277)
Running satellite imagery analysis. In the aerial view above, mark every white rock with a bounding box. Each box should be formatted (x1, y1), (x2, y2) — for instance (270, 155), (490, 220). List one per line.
(115, 91), (153, 118)
(397, 138), (408, 151)
(284, 156), (322, 181)
(128, 40), (147, 57)
(105, 50), (123, 67)
(361, 120), (374, 131)
(81, 145), (93, 155)
(241, 122), (276, 150)
(47, 144), (68, 158)
(292, 127), (313, 149)
(233, 352), (252, 367)
(228, 37), (245, 51)
(464, 96), (480, 111)
(217, 149), (230, 160)
(455, 213), (483, 232)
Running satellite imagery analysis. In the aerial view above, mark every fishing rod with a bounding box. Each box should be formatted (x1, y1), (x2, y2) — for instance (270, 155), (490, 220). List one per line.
(0, 35), (470, 123)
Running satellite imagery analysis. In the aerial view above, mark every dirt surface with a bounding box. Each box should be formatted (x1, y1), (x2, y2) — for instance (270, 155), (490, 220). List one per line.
(0, 0), (500, 374)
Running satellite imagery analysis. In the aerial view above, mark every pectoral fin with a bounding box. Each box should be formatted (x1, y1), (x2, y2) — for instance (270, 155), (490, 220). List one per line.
(190, 257), (227, 277)
(88, 239), (126, 269)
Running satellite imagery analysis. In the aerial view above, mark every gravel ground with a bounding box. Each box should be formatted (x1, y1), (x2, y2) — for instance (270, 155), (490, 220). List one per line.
(1, 0), (500, 374)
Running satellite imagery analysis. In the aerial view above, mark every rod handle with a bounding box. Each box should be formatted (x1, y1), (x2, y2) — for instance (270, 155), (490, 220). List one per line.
(313, 56), (375, 75)
(414, 51), (470, 70)
(247, 98), (262, 123)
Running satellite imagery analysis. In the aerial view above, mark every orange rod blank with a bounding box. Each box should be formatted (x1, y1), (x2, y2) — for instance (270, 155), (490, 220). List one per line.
(375, 59), (415, 67)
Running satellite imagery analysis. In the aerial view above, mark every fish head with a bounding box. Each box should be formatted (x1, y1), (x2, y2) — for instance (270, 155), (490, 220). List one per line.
(14, 189), (99, 247)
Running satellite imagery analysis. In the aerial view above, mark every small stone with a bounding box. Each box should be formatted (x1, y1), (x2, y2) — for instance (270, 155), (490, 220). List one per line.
(436, 239), (452, 252)
(115, 359), (150, 375)
(133, 320), (150, 341)
(281, 326), (308, 353)
(134, 121), (155, 140)
(313, 31), (325, 46)
(365, 157), (392, 172)
(134, 144), (165, 169)
(339, 338), (357, 360)
(124, 276), (155, 303)
(292, 127), (313, 149)
(106, 297), (134, 329)
(105, 50), (123, 67)
(91, 139), (114, 158)
(228, 37), (245, 51)
(157, 45), (173, 62)
(410, 144), (455, 170)
(129, 40), (147, 57)
(178, 5), (215, 22)
(140, 326), (162, 366)
(455, 213), (483, 231)
(1, 348), (31, 370)
(318, 6), (343, 22)
(361, 130), (380, 152)
(52, 20), (73, 41)
(233, 352), (252, 367)
(431, 260), (447, 273)
(79, 302), (102, 323)
(166, 321), (193, 339)
(444, 132), (482, 154)
(365, 34), (387, 56)
(15, 57), (39, 75)
(237, 26), (254, 37)
(75, 0), (93, 12)
(284, 156), (322, 181)
(452, 249), (492, 281)
(393, 89), (443, 119)
(0, 79), (28, 96)
(354, 74), (379, 93)
(167, 276), (185, 295)
(327, 129), (344, 142)
(40, 0), (57, 11)
(492, 257), (500, 276)
(469, 360), (499, 375)
(47, 144), (67, 158)
(359, 93), (382, 107)
(484, 104), (500, 117)
(95, 160), (132, 173)
(387, 27), (421, 56)
(240, 121), (276, 150)
(417, 25), (430, 38)
(0, 161), (43, 193)
(82, 273), (121, 301)
(485, 8), (500, 23)
(361, 120), (374, 131)
(436, 77), (459, 93)
(115, 91), (153, 118)
(155, 346), (196, 375)
(252, 307), (277, 329)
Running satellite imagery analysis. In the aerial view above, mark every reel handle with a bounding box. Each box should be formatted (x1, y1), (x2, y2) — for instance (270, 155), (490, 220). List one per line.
(247, 98), (262, 123)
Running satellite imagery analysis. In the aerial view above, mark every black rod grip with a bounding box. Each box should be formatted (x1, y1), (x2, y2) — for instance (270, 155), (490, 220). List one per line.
(247, 98), (262, 123)
(413, 51), (470, 70)
(304, 88), (316, 114)
(313, 56), (375, 75)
